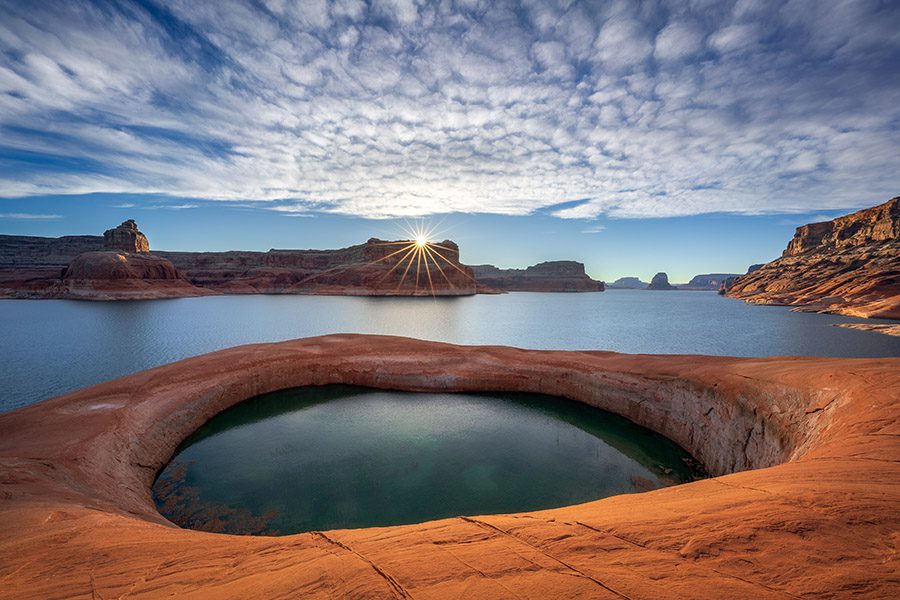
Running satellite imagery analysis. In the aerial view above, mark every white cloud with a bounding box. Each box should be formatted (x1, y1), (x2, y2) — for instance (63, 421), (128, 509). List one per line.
(0, 212), (63, 219)
(0, 0), (897, 220)
(655, 20), (704, 62)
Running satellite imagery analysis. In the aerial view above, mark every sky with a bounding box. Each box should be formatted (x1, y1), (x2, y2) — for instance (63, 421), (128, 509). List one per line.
(0, 0), (898, 281)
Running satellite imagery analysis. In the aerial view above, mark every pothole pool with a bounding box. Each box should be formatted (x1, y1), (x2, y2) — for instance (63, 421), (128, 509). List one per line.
(153, 385), (704, 535)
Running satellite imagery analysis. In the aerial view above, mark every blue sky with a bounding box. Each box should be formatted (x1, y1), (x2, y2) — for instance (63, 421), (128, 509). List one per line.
(0, 0), (898, 280)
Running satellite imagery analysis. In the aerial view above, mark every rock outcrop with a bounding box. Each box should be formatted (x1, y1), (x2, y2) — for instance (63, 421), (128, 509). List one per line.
(726, 197), (900, 318)
(1, 221), (605, 299)
(158, 238), (477, 296)
(60, 251), (212, 300)
(470, 261), (604, 292)
(679, 273), (741, 290)
(103, 220), (149, 253)
(606, 276), (649, 289)
(0, 220), (209, 300)
(647, 272), (676, 290)
(0, 334), (897, 598)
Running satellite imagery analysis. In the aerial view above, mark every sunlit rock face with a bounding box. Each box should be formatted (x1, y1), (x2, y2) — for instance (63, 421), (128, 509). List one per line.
(727, 197), (900, 319)
(103, 220), (150, 254)
(470, 261), (604, 292)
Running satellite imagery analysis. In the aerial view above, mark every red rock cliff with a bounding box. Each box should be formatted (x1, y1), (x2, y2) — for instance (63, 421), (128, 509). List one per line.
(726, 197), (900, 319)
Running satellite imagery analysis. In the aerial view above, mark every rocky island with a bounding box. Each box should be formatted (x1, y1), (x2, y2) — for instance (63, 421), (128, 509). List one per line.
(0, 220), (604, 299)
(726, 197), (899, 319)
(647, 272), (676, 290)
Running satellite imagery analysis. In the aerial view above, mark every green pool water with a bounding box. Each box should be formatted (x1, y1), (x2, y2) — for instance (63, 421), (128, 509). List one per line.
(153, 386), (703, 535)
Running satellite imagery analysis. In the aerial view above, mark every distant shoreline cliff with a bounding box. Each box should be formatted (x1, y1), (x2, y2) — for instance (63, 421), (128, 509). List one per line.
(0, 221), (603, 300)
(726, 197), (899, 319)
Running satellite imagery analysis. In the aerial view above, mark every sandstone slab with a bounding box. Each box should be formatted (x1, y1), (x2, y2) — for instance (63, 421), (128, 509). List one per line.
(0, 335), (897, 598)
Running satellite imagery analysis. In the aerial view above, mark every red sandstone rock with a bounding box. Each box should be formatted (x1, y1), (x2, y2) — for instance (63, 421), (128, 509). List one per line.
(159, 238), (478, 296)
(727, 197), (900, 318)
(471, 261), (604, 292)
(0, 335), (896, 598)
(103, 219), (150, 253)
(59, 251), (214, 300)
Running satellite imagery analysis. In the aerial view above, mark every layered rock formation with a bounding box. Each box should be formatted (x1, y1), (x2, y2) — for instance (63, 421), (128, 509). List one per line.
(470, 261), (604, 292)
(0, 220), (208, 300)
(0, 334), (897, 598)
(678, 273), (741, 290)
(726, 197), (900, 318)
(158, 239), (476, 296)
(606, 276), (649, 289)
(103, 219), (149, 253)
(2, 220), (606, 298)
(647, 272), (676, 290)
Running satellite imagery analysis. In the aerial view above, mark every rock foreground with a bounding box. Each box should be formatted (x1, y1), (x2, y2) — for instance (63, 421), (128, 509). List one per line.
(0, 221), (603, 298)
(727, 197), (900, 318)
(0, 334), (897, 598)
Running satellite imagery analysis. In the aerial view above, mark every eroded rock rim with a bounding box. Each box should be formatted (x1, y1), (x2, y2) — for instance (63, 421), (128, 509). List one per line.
(0, 334), (897, 598)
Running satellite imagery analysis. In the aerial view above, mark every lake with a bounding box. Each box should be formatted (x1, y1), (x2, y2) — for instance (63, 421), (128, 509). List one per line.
(152, 386), (700, 535)
(1, 290), (898, 413)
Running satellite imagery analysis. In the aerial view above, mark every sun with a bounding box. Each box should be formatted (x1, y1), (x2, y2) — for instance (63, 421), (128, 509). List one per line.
(415, 235), (427, 248)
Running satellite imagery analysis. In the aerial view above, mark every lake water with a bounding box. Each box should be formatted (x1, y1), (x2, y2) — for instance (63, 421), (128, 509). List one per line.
(1, 290), (898, 413)
(152, 386), (699, 535)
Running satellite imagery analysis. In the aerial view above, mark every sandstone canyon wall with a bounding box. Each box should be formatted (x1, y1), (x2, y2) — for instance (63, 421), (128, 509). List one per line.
(726, 197), (900, 319)
(0, 221), (208, 300)
(157, 239), (476, 296)
(471, 261), (604, 292)
(1, 220), (605, 299)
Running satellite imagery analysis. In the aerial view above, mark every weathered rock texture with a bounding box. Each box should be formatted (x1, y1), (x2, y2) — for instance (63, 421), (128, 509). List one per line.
(60, 251), (213, 300)
(606, 276), (649, 289)
(103, 219), (149, 253)
(0, 220), (209, 300)
(0, 335), (897, 598)
(727, 197), (900, 318)
(647, 271), (676, 290)
(471, 261), (604, 292)
(3, 221), (604, 298)
(158, 239), (476, 296)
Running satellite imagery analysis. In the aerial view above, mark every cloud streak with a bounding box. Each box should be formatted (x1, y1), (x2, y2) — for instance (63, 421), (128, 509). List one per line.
(0, 0), (897, 219)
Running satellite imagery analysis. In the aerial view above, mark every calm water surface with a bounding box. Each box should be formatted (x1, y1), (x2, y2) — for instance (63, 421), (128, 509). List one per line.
(152, 386), (699, 535)
(2, 290), (898, 412)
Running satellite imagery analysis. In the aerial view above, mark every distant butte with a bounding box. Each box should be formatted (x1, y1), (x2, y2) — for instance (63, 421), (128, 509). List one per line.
(0, 221), (604, 299)
(726, 197), (900, 319)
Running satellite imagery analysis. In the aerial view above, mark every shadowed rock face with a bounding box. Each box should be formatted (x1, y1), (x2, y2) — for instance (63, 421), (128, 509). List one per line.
(680, 273), (741, 290)
(0, 335), (896, 598)
(159, 238), (476, 296)
(727, 197), (900, 319)
(606, 276), (649, 289)
(647, 272), (676, 290)
(470, 261), (604, 292)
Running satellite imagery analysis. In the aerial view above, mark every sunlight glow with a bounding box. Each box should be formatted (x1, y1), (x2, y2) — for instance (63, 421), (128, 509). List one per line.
(360, 220), (476, 297)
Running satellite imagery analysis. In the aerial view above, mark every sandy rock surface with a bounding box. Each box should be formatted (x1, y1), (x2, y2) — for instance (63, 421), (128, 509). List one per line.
(0, 334), (897, 598)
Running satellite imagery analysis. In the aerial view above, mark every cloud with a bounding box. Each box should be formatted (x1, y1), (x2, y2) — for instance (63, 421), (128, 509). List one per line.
(0, 212), (63, 220)
(582, 225), (606, 234)
(0, 0), (897, 219)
